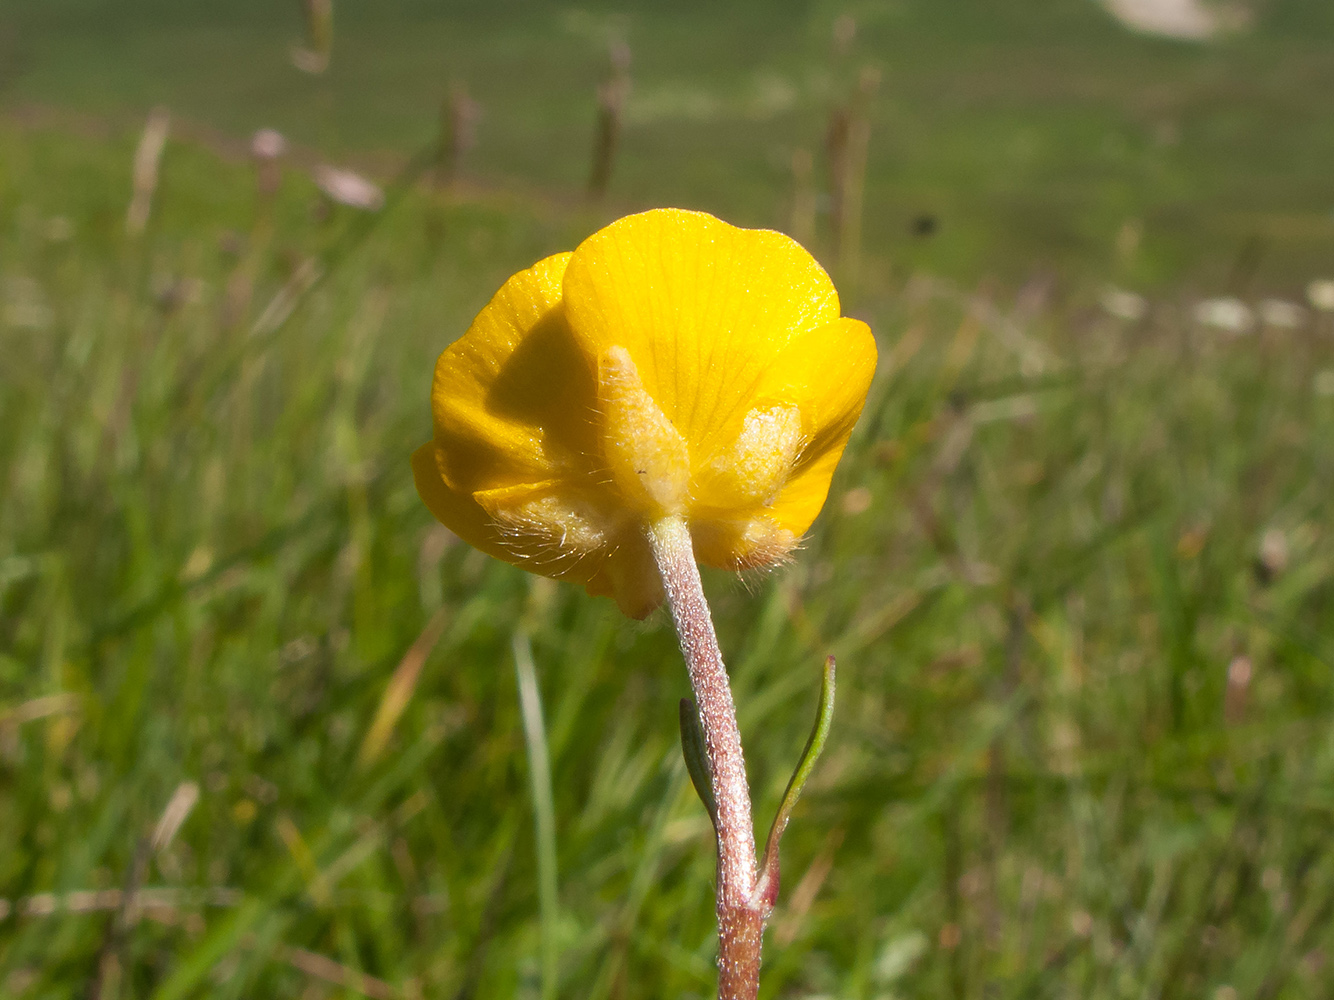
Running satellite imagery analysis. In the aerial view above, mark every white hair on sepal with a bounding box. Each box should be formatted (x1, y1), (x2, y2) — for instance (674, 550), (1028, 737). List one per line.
(489, 490), (617, 574)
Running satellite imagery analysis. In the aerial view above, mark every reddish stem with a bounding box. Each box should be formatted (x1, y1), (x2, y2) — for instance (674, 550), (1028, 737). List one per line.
(648, 515), (762, 1000)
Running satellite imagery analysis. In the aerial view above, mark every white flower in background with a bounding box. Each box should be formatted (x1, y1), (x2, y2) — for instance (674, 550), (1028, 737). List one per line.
(1100, 286), (1147, 322)
(1193, 297), (1253, 335)
(251, 129), (287, 161)
(1099, 0), (1247, 40)
(313, 165), (385, 211)
(1258, 299), (1307, 329)
(252, 130), (288, 199)
(1307, 279), (1334, 313)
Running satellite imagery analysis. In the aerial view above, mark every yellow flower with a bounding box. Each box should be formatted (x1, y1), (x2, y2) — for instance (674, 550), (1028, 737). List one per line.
(412, 208), (876, 618)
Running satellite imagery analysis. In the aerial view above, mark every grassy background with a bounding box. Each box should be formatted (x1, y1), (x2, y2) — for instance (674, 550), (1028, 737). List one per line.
(6, 0), (1334, 286)
(3, 1), (1334, 998)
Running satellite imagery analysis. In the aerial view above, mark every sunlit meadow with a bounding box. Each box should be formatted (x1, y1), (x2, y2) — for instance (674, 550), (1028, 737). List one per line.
(3, 2), (1334, 998)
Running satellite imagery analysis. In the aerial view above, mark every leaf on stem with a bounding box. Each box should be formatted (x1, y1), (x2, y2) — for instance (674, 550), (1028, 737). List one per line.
(753, 655), (836, 915)
(678, 698), (718, 830)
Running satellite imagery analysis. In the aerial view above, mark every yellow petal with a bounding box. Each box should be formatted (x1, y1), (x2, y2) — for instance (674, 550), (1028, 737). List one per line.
(430, 252), (600, 495)
(562, 209), (842, 466)
(415, 443), (646, 607)
(692, 514), (798, 572)
(755, 316), (876, 538)
(416, 209), (876, 613)
(689, 317), (875, 566)
(411, 442), (515, 567)
(753, 316), (877, 463)
(690, 403), (803, 514)
(416, 249), (636, 602)
(597, 534), (665, 619)
(764, 444), (848, 538)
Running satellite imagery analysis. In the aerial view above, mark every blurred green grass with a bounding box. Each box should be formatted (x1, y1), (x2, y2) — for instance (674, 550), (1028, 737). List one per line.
(5, 0), (1334, 287)
(3, 108), (1334, 997)
(3, 2), (1334, 997)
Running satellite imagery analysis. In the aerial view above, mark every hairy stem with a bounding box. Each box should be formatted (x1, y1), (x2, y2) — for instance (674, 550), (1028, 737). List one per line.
(647, 515), (762, 1000)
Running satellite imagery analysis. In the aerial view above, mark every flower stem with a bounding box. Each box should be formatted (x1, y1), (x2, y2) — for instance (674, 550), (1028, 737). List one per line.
(647, 515), (762, 1000)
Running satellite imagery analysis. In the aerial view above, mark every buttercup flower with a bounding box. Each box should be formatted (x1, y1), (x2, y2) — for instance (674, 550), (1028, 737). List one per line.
(413, 207), (872, 999)
(412, 208), (876, 618)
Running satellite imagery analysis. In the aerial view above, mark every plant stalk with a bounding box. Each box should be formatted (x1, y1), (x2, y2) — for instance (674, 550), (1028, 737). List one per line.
(647, 515), (762, 1000)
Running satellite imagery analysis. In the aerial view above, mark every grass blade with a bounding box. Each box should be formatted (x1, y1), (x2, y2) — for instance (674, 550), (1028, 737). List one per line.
(513, 631), (559, 1000)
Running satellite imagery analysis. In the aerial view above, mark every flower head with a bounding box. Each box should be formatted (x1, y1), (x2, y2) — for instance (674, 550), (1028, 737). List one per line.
(413, 208), (876, 617)
(251, 128), (288, 162)
(313, 165), (384, 211)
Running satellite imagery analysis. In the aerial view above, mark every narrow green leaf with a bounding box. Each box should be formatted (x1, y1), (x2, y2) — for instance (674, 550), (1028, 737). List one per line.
(754, 655), (836, 913)
(514, 631), (560, 1000)
(678, 698), (718, 829)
